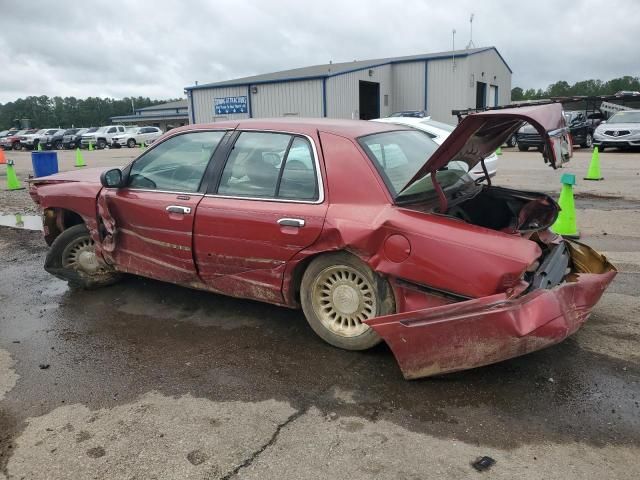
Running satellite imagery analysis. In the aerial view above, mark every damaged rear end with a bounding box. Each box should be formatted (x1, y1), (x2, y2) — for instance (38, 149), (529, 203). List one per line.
(366, 239), (615, 379)
(364, 104), (616, 379)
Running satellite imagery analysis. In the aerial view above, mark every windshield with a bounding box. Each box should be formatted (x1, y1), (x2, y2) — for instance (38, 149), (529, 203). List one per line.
(608, 111), (640, 124)
(85, 127), (98, 133)
(359, 130), (470, 200)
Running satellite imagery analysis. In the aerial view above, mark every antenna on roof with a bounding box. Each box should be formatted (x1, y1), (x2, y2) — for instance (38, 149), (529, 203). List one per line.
(466, 13), (475, 49)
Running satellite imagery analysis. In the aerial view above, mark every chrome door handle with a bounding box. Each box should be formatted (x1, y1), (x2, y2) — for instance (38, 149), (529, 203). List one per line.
(166, 205), (192, 214)
(277, 218), (305, 228)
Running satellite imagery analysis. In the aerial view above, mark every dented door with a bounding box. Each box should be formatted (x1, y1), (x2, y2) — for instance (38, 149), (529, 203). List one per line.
(192, 131), (328, 303)
(99, 131), (227, 284)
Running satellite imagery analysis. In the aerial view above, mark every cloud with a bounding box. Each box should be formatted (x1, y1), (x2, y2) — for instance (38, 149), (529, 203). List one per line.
(1, 0), (638, 103)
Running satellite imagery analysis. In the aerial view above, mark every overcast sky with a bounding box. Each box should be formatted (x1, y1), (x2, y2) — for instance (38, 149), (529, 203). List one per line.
(1, 0), (638, 103)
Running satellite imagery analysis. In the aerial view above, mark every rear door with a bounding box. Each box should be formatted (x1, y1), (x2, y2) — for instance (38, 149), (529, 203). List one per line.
(193, 130), (328, 303)
(100, 130), (227, 283)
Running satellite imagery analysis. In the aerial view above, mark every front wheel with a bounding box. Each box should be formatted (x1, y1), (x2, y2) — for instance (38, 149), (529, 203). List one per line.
(97, 139), (106, 149)
(300, 252), (395, 350)
(581, 133), (593, 148)
(45, 224), (121, 289)
(127, 138), (136, 148)
(507, 134), (517, 148)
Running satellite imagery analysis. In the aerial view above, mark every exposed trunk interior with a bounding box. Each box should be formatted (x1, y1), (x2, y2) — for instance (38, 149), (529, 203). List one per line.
(446, 186), (559, 234)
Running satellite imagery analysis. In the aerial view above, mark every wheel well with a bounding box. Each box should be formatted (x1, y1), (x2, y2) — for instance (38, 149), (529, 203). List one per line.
(288, 249), (357, 304)
(43, 208), (85, 245)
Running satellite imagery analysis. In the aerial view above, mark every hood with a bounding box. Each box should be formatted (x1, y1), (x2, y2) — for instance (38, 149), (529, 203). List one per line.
(400, 103), (570, 193)
(29, 166), (110, 182)
(596, 122), (640, 131)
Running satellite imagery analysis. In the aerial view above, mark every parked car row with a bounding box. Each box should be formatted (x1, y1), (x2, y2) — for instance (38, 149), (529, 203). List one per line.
(0, 125), (163, 150)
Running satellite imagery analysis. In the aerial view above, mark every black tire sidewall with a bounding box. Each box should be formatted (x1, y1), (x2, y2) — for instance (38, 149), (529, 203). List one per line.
(300, 252), (395, 350)
(45, 224), (120, 289)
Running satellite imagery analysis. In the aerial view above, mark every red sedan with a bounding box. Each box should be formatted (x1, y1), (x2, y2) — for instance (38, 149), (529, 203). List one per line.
(29, 103), (616, 379)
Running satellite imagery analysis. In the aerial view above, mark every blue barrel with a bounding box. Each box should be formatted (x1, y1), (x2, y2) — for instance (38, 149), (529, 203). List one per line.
(31, 151), (59, 178)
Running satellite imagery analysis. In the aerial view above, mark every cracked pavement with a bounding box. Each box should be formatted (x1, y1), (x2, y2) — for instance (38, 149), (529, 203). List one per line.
(1, 147), (639, 479)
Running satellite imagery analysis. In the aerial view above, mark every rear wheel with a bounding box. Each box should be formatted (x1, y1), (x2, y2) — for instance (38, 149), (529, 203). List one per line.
(506, 134), (517, 148)
(300, 252), (395, 350)
(54, 140), (63, 150)
(518, 144), (528, 152)
(45, 224), (121, 289)
(12, 141), (20, 150)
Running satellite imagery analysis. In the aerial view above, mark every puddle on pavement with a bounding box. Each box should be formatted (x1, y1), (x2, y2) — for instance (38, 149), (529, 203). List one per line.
(0, 214), (43, 231)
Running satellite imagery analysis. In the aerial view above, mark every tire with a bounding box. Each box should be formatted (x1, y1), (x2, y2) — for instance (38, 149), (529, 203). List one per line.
(54, 140), (62, 150)
(300, 252), (395, 350)
(507, 134), (517, 148)
(45, 224), (121, 289)
(581, 133), (593, 149)
(598, 145), (605, 152)
(127, 138), (136, 148)
(12, 142), (20, 150)
(97, 139), (106, 149)
(517, 144), (528, 152)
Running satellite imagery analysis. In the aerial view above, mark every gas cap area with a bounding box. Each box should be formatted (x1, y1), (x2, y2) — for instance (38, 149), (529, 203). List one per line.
(383, 234), (411, 263)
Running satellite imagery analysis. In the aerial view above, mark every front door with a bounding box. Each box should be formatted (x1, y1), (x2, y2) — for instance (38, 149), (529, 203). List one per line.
(193, 131), (328, 303)
(100, 130), (227, 284)
(359, 81), (380, 120)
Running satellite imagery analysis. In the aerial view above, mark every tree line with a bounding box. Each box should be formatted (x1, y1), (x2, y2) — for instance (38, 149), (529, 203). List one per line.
(0, 96), (180, 130)
(511, 76), (640, 101)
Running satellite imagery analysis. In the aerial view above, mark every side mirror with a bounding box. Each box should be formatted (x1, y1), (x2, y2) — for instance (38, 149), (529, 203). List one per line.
(600, 120), (606, 124)
(100, 168), (125, 188)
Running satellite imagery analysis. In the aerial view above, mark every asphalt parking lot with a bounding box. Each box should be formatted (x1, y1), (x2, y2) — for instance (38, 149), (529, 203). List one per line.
(1, 146), (639, 479)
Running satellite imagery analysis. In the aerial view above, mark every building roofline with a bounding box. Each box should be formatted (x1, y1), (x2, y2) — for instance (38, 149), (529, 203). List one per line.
(110, 113), (189, 121)
(185, 47), (511, 91)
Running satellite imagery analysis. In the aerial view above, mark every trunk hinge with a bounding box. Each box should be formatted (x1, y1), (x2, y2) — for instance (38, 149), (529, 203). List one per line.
(480, 158), (492, 186)
(431, 172), (448, 213)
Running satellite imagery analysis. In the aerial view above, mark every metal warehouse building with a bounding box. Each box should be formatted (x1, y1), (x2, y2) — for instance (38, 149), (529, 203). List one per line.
(185, 46), (511, 124)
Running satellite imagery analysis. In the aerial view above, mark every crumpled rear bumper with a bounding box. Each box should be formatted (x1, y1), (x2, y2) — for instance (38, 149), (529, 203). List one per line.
(365, 240), (617, 379)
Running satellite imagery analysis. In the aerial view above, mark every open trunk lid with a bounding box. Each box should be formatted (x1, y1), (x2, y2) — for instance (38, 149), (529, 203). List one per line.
(399, 103), (572, 194)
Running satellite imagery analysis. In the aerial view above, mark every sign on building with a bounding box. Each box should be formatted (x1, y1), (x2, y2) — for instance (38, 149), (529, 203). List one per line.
(214, 96), (248, 115)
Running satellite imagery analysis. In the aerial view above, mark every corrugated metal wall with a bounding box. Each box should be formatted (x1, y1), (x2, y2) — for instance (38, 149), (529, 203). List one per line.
(325, 64), (392, 118)
(251, 80), (323, 117)
(391, 62), (425, 112)
(465, 49), (512, 108)
(426, 56), (472, 124)
(191, 86), (250, 123)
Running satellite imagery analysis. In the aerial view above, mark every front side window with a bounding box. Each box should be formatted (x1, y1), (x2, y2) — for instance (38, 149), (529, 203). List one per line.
(128, 131), (225, 192)
(217, 132), (319, 201)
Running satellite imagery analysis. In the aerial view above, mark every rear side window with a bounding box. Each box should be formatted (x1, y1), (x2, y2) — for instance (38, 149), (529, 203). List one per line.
(128, 131), (225, 192)
(217, 132), (318, 201)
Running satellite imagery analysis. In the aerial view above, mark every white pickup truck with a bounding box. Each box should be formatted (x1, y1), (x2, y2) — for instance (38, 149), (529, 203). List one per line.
(80, 125), (126, 149)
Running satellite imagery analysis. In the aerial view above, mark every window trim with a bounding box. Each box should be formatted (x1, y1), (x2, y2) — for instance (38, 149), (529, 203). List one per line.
(124, 129), (229, 194)
(206, 129), (325, 205)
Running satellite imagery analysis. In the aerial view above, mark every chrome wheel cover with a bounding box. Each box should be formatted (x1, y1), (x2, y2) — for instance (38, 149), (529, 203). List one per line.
(311, 265), (376, 337)
(62, 236), (103, 275)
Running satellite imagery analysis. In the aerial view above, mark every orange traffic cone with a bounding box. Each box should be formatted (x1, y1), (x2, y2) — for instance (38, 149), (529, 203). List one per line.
(0, 149), (6, 165)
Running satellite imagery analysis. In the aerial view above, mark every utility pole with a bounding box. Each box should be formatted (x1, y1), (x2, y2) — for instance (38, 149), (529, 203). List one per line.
(131, 98), (135, 114)
(452, 29), (457, 70)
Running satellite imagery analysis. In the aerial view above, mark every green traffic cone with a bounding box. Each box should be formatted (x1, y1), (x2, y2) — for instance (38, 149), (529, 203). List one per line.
(75, 148), (86, 168)
(495, 146), (502, 156)
(551, 173), (579, 238)
(37, 142), (43, 151)
(5, 160), (25, 191)
(584, 146), (603, 181)
(139, 141), (144, 149)
(88, 141), (94, 151)
(15, 214), (24, 227)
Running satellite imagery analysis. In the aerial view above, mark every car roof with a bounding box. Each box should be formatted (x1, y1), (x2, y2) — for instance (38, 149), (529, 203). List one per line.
(171, 118), (409, 138)
(373, 117), (451, 136)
